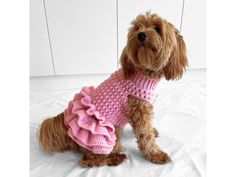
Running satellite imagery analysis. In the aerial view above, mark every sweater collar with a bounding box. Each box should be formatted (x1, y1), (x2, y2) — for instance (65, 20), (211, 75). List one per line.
(130, 69), (159, 92)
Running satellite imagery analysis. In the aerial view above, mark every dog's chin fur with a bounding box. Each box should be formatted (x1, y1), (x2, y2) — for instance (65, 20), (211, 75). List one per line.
(38, 12), (188, 167)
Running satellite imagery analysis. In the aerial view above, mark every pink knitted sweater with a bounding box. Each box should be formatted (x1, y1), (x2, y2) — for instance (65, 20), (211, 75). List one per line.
(64, 69), (159, 154)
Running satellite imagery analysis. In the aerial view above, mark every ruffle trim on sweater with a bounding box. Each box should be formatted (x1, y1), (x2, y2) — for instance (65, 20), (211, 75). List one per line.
(64, 86), (116, 154)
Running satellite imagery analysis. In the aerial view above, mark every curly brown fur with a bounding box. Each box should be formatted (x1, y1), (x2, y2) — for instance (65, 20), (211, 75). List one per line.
(79, 153), (127, 167)
(152, 127), (159, 137)
(38, 12), (187, 167)
(127, 96), (171, 164)
(112, 127), (124, 153)
(38, 112), (80, 152)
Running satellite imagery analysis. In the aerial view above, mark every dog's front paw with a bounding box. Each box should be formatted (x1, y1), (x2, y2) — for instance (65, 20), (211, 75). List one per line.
(147, 151), (171, 164)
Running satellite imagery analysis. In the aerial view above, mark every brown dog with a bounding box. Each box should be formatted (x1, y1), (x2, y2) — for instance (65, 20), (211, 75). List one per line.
(38, 12), (188, 167)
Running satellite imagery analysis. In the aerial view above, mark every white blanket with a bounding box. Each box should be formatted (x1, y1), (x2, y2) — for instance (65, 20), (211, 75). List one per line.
(30, 81), (206, 177)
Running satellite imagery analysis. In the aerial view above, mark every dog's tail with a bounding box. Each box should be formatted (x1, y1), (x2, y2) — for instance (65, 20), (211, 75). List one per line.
(37, 112), (79, 152)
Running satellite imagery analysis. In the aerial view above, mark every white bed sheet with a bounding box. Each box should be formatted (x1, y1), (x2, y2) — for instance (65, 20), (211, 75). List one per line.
(30, 81), (206, 177)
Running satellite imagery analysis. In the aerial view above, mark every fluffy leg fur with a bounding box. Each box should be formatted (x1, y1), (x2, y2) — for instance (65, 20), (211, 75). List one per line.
(79, 153), (127, 167)
(112, 127), (124, 153)
(127, 96), (171, 164)
(38, 112), (80, 152)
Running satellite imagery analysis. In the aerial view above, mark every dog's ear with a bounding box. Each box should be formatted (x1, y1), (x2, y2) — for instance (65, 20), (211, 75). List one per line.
(120, 47), (135, 79)
(163, 30), (188, 80)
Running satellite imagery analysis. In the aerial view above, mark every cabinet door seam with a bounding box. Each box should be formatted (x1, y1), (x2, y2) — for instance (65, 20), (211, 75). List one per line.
(42, 0), (56, 75)
(180, 0), (186, 33)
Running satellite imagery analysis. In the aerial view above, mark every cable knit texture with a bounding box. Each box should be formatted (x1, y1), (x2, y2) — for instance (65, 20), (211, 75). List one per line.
(64, 69), (159, 154)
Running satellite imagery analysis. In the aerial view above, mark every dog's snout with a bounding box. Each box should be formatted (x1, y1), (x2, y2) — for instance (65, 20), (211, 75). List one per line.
(137, 32), (146, 42)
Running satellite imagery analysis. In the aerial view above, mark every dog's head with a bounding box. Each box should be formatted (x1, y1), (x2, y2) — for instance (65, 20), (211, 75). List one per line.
(121, 12), (188, 80)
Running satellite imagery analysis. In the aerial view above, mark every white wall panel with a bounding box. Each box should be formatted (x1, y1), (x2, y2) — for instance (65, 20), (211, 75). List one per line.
(181, 0), (206, 68)
(30, 0), (54, 76)
(45, 0), (117, 75)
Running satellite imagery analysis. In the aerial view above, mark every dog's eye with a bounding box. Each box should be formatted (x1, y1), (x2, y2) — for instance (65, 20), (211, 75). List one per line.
(155, 26), (161, 34)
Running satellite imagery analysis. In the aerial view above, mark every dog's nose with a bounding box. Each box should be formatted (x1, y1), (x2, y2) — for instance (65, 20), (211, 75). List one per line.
(137, 32), (146, 42)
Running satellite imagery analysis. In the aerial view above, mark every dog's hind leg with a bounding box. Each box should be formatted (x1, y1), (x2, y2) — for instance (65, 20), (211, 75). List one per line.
(79, 153), (127, 167)
(38, 112), (80, 152)
(79, 127), (127, 167)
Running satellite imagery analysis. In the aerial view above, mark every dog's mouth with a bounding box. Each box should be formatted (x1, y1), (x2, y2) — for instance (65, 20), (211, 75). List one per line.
(137, 45), (157, 55)
(138, 41), (158, 53)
